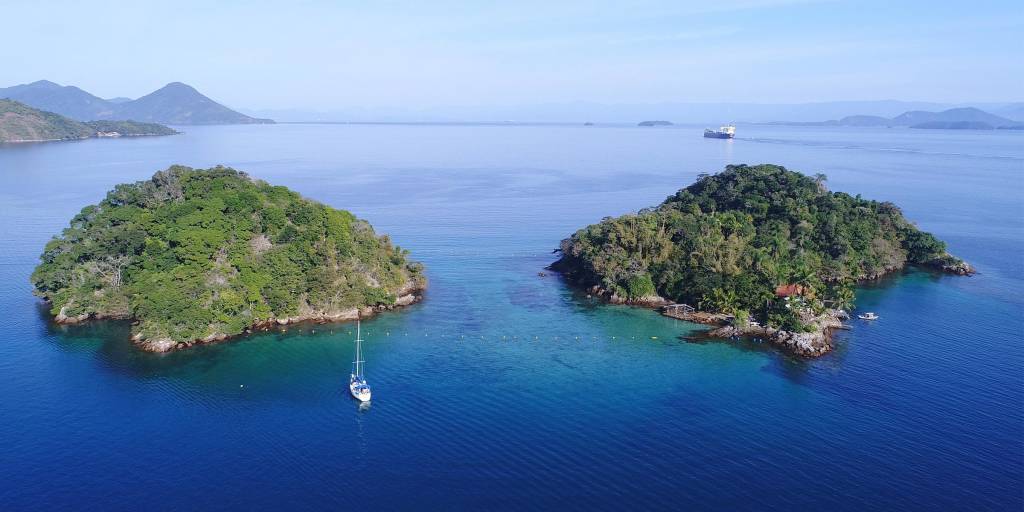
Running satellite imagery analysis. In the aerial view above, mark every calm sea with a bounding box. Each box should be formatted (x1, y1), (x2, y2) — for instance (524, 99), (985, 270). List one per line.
(0, 123), (1021, 510)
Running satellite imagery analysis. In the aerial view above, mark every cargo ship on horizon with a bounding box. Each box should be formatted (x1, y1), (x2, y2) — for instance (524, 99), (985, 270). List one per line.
(704, 124), (736, 139)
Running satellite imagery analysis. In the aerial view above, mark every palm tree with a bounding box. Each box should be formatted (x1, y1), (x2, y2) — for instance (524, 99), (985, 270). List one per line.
(699, 287), (739, 314)
(789, 264), (818, 297)
(813, 173), (828, 192)
(830, 283), (856, 311)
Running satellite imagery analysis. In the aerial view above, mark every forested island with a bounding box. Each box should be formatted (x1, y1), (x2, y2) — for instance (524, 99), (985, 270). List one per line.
(32, 166), (425, 352)
(0, 99), (177, 143)
(553, 164), (972, 356)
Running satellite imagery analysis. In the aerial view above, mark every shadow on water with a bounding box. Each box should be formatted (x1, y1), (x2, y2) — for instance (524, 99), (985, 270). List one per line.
(40, 308), (241, 378)
(547, 268), (856, 388)
(505, 280), (555, 312)
(678, 321), (853, 387)
(34, 261), (883, 393)
(35, 301), (134, 351)
(37, 302), (355, 382)
(857, 266), (951, 292)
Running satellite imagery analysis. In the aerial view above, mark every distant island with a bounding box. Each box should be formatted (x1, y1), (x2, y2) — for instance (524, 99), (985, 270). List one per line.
(552, 164), (972, 357)
(0, 80), (273, 125)
(1, 99), (177, 143)
(775, 107), (1023, 130)
(32, 166), (425, 352)
(638, 120), (673, 126)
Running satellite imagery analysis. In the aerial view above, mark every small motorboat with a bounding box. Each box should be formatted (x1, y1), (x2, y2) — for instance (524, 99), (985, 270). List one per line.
(349, 320), (372, 402)
(858, 312), (879, 320)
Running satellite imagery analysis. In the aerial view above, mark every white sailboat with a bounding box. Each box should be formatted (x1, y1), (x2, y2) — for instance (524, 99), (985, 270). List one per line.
(349, 321), (372, 402)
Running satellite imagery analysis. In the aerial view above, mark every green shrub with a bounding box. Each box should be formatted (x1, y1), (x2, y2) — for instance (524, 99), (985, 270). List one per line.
(624, 273), (656, 298)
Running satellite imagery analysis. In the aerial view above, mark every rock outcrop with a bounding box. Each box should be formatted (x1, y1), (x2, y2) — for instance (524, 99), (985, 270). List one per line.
(928, 254), (975, 276)
(584, 285), (671, 307)
(704, 309), (847, 357)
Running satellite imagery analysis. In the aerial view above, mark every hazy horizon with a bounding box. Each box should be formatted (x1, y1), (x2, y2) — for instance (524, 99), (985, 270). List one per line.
(2, 1), (1021, 113)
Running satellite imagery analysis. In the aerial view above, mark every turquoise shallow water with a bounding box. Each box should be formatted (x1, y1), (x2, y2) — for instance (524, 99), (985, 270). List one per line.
(0, 123), (1021, 510)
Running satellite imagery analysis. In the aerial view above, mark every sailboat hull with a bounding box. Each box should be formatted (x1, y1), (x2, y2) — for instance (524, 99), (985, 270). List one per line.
(350, 381), (371, 402)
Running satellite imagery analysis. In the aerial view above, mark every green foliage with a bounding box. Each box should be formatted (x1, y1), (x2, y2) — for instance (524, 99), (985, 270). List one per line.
(557, 164), (962, 324)
(733, 309), (749, 327)
(32, 166), (423, 343)
(624, 273), (656, 298)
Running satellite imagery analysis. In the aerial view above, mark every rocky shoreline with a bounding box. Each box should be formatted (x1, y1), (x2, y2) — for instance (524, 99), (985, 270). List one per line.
(4, 131), (176, 144)
(927, 255), (975, 276)
(572, 283), (845, 357)
(696, 309), (848, 358)
(2, 136), (90, 143)
(557, 258), (973, 358)
(580, 284), (672, 307)
(52, 285), (425, 353)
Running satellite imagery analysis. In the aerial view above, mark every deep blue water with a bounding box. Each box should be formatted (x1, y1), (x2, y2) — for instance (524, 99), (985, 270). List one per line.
(0, 124), (1021, 510)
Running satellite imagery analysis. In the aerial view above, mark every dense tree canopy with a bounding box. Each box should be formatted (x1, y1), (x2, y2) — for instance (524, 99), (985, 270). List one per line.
(0, 98), (94, 141)
(555, 164), (964, 329)
(32, 166), (423, 343)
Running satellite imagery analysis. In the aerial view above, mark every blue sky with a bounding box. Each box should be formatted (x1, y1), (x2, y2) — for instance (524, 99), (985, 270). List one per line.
(2, 0), (1021, 109)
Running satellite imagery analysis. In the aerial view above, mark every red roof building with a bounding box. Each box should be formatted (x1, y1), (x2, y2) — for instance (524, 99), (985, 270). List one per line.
(775, 284), (805, 298)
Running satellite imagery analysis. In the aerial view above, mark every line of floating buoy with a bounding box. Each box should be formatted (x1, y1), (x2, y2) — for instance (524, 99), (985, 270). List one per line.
(273, 329), (688, 342)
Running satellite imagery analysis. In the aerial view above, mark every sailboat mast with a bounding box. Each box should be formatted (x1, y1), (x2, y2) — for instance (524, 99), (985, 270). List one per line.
(355, 320), (363, 377)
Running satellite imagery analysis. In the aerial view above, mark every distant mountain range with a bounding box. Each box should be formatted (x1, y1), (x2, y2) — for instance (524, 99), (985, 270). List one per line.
(992, 102), (1024, 121)
(242, 100), (1024, 124)
(776, 107), (1023, 130)
(0, 99), (177, 143)
(4, 80), (1017, 126)
(0, 80), (273, 125)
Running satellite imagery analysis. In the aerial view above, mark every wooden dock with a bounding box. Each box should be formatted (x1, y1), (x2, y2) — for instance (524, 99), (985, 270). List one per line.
(662, 303), (696, 320)
(660, 304), (731, 325)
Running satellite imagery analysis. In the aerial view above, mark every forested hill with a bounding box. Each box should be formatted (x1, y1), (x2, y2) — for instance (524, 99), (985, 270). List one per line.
(0, 98), (93, 142)
(0, 99), (176, 142)
(32, 166), (425, 351)
(554, 164), (970, 329)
